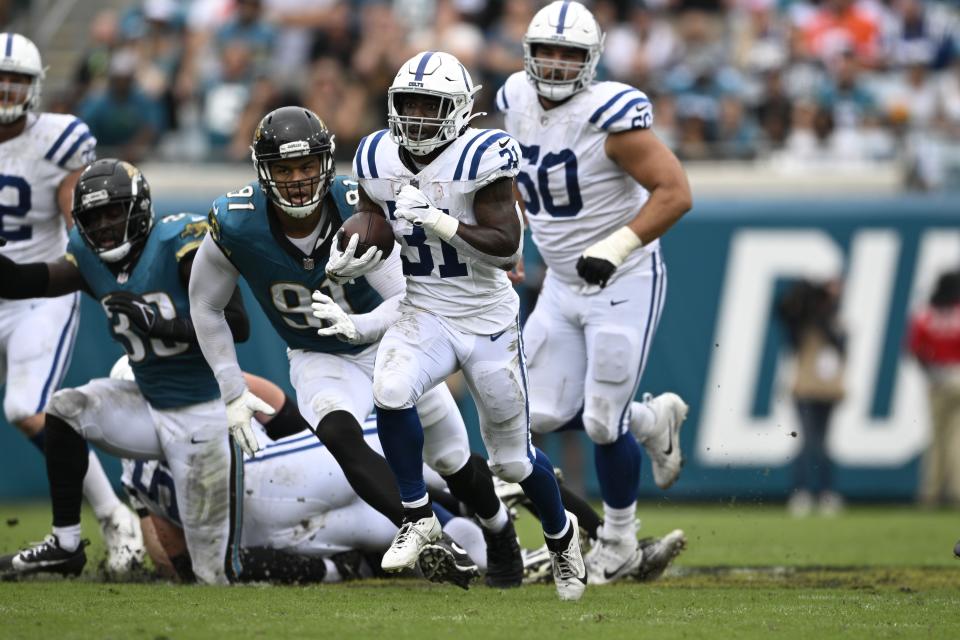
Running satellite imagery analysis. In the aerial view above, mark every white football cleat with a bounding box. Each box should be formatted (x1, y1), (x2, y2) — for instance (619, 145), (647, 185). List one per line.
(585, 534), (642, 585)
(638, 392), (688, 490)
(521, 545), (552, 584)
(548, 511), (587, 601)
(381, 514), (442, 572)
(99, 504), (145, 577)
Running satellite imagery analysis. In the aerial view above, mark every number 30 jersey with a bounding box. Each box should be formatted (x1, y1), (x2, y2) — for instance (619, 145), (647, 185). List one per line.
(66, 213), (220, 409)
(355, 127), (521, 335)
(496, 72), (660, 286)
(0, 113), (97, 263)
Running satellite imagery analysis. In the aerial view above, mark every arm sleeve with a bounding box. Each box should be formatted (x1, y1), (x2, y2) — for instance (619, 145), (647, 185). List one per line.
(188, 234), (246, 402)
(347, 249), (404, 343)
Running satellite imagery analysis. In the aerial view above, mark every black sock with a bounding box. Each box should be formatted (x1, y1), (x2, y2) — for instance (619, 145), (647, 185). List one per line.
(239, 547), (327, 584)
(441, 456), (501, 521)
(403, 503), (434, 523)
(28, 429), (46, 453)
(169, 552), (197, 583)
(315, 411), (404, 527)
(44, 415), (88, 528)
(545, 523), (574, 553)
(263, 396), (311, 440)
(427, 487), (463, 516)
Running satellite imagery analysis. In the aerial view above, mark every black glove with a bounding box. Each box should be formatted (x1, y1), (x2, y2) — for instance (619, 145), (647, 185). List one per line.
(576, 255), (617, 288)
(0, 236), (7, 247)
(103, 291), (159, 336)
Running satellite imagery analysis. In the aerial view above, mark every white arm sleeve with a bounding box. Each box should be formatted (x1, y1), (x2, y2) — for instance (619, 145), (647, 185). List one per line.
(347, 246), (404, 343)
(188, 235), (246, 402)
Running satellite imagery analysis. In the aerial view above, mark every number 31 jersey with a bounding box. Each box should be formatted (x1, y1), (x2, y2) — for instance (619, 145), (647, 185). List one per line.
(355, 127), (521, 335)
(0, 113), (97, 262)
(496, 72), (660, 286)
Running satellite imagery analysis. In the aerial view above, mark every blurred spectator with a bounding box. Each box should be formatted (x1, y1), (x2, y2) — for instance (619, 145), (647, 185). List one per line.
(603, 2), (681, 88)
(754, 66), (794, 148)
(907, 269), (960, 508)
(715, 94), (760, 159)
(201, 41), (258, 160)
(352, 2), (415, 120)
(68, 10), (121, 110)
(215, 0), (276, 65)
(304, 57), (374, 152)
(883, 0), (957, 71)
(409, 0), (485, 72)
(799, 0), (883, 67)
(481, 0), (534, 96)
(78, 49), (164, 163)
(777, 278), (847, 517)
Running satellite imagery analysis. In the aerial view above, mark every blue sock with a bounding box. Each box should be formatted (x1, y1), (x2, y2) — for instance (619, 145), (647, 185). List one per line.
(518, 447), (567, 536)
(375, 406), (427, 504)
(594, 431), (641, 508)
(555, 407), (585, 432)
(432, 502), (454, 526)
(29, 428), (46, 453)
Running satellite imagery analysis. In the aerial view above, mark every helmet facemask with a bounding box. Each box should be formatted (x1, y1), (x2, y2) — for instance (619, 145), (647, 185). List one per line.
(75, 195), (153, 264)
(388, 89), (471, 156)
(523, 40), (599, 101)
(253, 134), (336, 219)
(0, 72), (40, 124)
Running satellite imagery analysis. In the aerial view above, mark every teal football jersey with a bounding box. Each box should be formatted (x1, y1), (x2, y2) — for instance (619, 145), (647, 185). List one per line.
(209, 176), (383, 353)
(66, 213), (220, 409)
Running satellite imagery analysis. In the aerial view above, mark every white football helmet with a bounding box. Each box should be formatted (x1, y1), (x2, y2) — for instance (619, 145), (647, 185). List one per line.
(388, 51), (481, 156)
(523, 1), (605, 101)
(0, 33), (45, 124)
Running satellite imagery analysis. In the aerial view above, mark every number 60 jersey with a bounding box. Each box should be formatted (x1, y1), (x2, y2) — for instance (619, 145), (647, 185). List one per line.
(496, 72), (660, 286)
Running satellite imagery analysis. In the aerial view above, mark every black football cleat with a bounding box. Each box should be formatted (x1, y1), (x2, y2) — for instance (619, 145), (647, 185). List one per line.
(0, 535), (87, 578)
(417, 532), (479, 590)
(482, 519), (523, 588)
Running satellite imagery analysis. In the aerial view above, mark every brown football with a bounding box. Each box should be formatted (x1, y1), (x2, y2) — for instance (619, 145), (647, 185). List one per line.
(338, 211), (395, 258)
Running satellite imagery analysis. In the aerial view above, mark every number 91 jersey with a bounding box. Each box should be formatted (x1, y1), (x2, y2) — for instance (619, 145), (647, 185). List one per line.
(65, 213), (220, 409)
(496, 72), (660, 286)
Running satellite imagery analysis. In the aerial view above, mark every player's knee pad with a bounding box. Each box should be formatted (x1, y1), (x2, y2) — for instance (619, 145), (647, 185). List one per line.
(414, 385), (455, 427)
(426, 447), (469, 477)
(473, 364), (524, 424)
(46, 388), (89, 426)
(372, 348), (418, 410)
(528, 405), (574, 434)
(489, 458), (532, 484)
(583, 396), (620, 445)
(591, 330), (636, 385)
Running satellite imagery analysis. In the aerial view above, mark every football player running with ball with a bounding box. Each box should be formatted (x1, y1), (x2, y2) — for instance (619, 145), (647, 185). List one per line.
(338, 51), (587, 601)
(190, 107), (522, 589)
(0, 33), (142, 573)
(496, 1), (692, 584)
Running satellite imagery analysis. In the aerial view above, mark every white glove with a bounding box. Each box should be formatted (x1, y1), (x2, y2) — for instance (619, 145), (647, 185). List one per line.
(581, 226), (643, 268)
(310, 291), (361, 343)
(394, 185), (459, 242)
(225, 389), (276, 457)
(325, 232), (383, 284)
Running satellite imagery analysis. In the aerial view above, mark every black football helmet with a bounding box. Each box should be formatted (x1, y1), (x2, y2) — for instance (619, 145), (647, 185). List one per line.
(72, 159), (154, 264)
(251, 106), (336, 218)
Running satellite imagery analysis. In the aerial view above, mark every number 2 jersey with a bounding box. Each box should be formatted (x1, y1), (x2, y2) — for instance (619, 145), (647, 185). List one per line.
(208, 176), (383, 354)
(65, 213), (220, 409)
(496, 72), (660, 286)
(354, 127), (521, 335)
(0, 113), (97, 262)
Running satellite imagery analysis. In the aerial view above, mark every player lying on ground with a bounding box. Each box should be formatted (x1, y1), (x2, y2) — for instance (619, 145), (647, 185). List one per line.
(0, 160), (252, 584)
(189, 106), (520, 588)
(0, 32), (141, 574)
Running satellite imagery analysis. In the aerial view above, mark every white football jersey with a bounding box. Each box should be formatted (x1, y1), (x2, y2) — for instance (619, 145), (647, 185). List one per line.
(0, 112), (96, 263)
(497, 72), (660, 287)
(354, 127), (521, 335)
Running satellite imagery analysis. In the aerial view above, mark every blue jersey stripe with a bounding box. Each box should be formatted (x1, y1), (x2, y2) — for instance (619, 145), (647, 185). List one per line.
(354, 134), (370, 179)
(452, 130), (493, 180)
(247, 427), (378, 464)
(56, 130), (92, 168)
(600, 97), (650, 130)
(262, 432), (315, 450)
(587, 89), (635, 124)
(4, 34), (12, 57)
(556, 1), (570, 34)
(496, 86), (509, 112)
(366, 129), (388, 179)
(43, 119), (82, 161)
(34, 294), (79, 413)
(468, 132), (510, 180)
(414, 51), (435, 81)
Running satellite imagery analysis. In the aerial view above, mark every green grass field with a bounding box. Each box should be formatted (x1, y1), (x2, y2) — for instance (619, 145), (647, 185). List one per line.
(0, 501), (957, 639)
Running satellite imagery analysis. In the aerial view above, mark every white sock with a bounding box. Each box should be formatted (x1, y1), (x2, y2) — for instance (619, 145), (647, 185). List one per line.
(629, 402), (657, 443)
(53, 524), (82, 552)
(443, 516), (488, 572)
(322, 558), (341, 583)
(401, 494), (430, 511)
(601, 503), (637, 541)
(544, 516), (571, 540)
(477, 502), (509, 533)
(83, 451), (122, 521)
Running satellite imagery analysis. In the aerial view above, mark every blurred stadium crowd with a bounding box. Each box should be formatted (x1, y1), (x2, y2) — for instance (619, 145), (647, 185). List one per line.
(11, 0), (960, 189)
